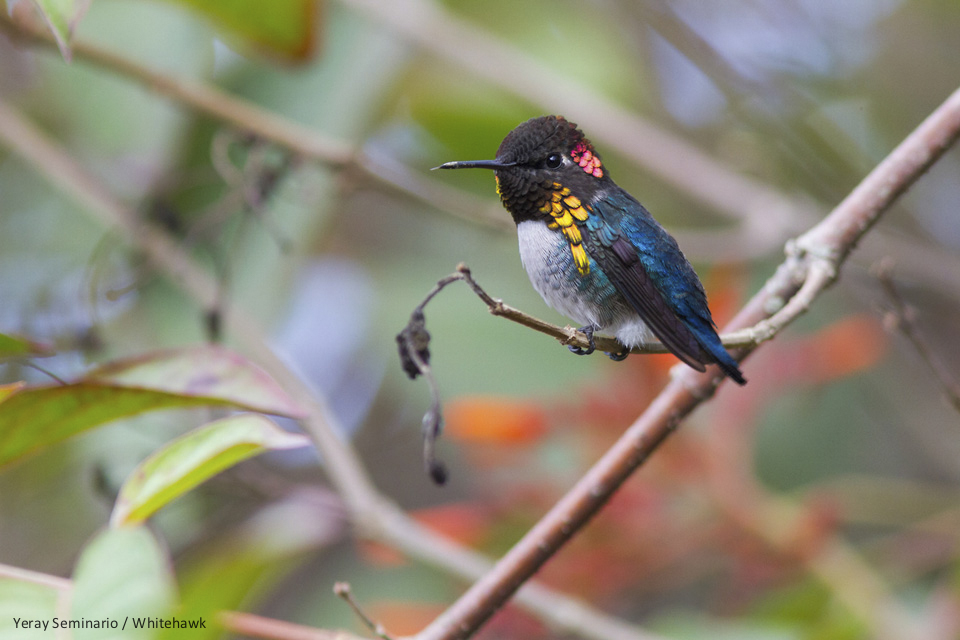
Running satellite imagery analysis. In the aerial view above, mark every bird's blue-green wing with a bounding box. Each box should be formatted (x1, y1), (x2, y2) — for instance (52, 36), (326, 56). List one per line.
(583, 190), (745, 384)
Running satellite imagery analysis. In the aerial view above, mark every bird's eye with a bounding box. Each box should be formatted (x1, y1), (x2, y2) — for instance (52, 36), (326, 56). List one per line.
(545, 153), (563, 169)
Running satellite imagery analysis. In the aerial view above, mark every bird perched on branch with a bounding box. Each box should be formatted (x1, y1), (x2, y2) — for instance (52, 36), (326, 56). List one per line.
(437, 115), (745, 385)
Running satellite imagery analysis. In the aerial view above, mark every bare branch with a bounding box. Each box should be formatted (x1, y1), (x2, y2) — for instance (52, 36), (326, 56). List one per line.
(0, 563), (71, 591)
(334, 583), (394, 640)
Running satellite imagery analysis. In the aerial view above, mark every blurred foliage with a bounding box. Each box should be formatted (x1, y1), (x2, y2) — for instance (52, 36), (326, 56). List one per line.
(2, 0), (960, 639)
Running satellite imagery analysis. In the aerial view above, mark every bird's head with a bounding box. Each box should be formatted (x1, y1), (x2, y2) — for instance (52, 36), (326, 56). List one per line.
(436, 115), (608, 223)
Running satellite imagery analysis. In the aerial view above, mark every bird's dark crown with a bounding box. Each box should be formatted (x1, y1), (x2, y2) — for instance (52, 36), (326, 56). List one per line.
(495, 116), (609, 222)
(439, 115), (611, 224)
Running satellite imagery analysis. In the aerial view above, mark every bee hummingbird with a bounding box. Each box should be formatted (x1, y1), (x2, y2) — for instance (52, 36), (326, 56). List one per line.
(437, 115), (746, 385)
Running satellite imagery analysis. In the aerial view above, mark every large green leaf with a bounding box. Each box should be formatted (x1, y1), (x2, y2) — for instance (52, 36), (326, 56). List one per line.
(111, 414), (309, 527)
(71, 526), (177, 640)
(162, 0), (321, 61)
(0, 346), (306, 466)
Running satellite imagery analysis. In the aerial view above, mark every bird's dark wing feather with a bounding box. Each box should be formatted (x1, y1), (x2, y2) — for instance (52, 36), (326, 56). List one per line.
(582, 223), (707, 372)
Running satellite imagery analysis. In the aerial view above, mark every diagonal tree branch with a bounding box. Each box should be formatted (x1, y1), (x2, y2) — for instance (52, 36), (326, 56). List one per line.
(411, 84), (960, 640)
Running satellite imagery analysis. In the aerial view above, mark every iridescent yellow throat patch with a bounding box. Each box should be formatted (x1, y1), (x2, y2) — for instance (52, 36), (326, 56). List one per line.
(540, 183), (591, 275)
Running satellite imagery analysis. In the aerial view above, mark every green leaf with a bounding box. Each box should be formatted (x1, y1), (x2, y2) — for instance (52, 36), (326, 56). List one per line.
(0, 333), (53, 360)
(111, 414), (309, 527)
(161, 0), (321, 62)
(0, 576), (60, 639)
(71, 527), (177, 640)
(0, 345), (306, 467)
(29, 0), (88, 61)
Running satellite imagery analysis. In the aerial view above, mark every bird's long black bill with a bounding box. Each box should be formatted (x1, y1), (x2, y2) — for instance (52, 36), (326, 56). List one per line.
(432, 159), (515, 171)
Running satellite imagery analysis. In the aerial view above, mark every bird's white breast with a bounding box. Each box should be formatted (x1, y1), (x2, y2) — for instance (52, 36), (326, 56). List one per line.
(516, 220), (653, 348)
(516, 220), (602, 328)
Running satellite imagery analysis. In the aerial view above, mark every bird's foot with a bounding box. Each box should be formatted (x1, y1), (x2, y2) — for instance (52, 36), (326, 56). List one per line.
(605, 347), (629, 361)
(568, 325), (597, 356)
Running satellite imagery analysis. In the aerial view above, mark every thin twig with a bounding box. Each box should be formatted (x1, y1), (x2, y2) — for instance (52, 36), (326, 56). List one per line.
(396, 264), (762, 482)
(874, 259), (960, 413)
(413, 84), (960, 640)
(334, 583), (393, 640)
(407, 264), (756, 356)
(0, 563), (71, 591)
(220, 611), (363, 640)
(12, 360), (69, 386)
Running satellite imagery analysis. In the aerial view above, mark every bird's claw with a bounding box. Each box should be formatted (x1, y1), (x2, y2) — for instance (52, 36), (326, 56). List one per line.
(605, 348), (629, 361)
(567, 325), (596, 356)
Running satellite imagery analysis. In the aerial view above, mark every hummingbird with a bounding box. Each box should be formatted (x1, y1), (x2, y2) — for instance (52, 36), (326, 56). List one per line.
(437, 115), (746, 385)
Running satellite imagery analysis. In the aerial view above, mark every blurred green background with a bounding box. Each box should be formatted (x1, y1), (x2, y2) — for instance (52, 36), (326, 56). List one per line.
(2, 0), (960, 638)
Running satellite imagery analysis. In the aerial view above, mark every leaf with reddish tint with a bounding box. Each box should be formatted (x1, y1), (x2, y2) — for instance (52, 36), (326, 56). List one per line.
(445, 396), (547, 445)
(111, 414), (309, 527)
(86, 345), (306, 418)
(0, 333), (53, 360)
(0, 346), (305, 466)
(162, 0), (321, 62)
